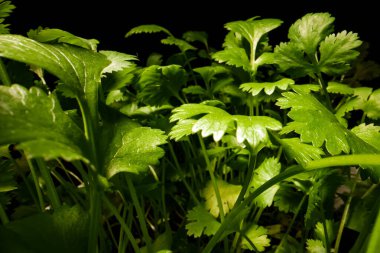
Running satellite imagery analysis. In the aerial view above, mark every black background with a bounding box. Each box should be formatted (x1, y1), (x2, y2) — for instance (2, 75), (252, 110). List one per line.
(7, 0), (380, 62)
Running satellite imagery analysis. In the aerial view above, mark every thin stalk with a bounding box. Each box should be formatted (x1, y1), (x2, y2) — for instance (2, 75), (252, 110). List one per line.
(253, 207), (264, 224)
(126, 176), (153, 252)
(0, 58), (11, 85)
(103, 195), (140, 252)
(27, 159), (45, 211)
(198, 134), (225, 222)
(87, 172), (101, 253)
(316, 73), (333, 112)
(118, 206), (129, 253)
(306, 154), (380, 169)
(276, 194), (308, 252)
(35, 158), (61, 209)
(51, 170), (85, 207)
(167, 142), (200, 205)
(0, 203), (9, 224)
(334, 177), (358, 253)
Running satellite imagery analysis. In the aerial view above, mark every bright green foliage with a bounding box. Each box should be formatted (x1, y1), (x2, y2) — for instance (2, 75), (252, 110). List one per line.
(306, 239), (325, 253)
(137, 64), (187, 105)
(249, 157), (281, 207)
(241, 224), (271, 252)
(102, 120), (167, 178)
(213, 18), (282, 74)
(0, 85), (87, 162)
(161, 36), (196, 52)
(274, 13), (362, 77)
(186, 205), (221, 237)
(0, 205), (88, 253)
(280, 138), (325, 166)
(201, 179), (242, 217)
(0, 0), (15, 34)
(100, 50), (137, 74)
(315, 220), (336, 244)
(182, 31), (208, 47)
(351, 124), (380, 151)
(125, 24), (172, 37)
(193, 65), (229, 85)
(277, 91), (350, 155)
(240, 78), (294, 96)
(362, 88), (380, 119)
(169, 103), (281, 146)
(27, 28), (99, 51)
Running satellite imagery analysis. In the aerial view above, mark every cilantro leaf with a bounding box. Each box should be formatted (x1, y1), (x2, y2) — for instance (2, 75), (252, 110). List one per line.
(249, 157), (281, 207)
(277, 91), (350, 155)
(0, 85), (87, 162)
(351, 123), (380, 151)
(362, 88), (380, 119)
(101, 119), (167, 178)
(99, 51), (137, 74)
(306, 239), (325, 253)
(274, 185), (304, 213)
(319, 31), (362, 75)
(137, 64), (187, 106)
(125, 24), (172, 38)
(280, 138), (325, 167)
(212, 47), (251, 72)
(186, 205), (221, 237)
(240, 78), (294, 96)
(201, 179), (242, 217)
(241, 224), (271, 252)
(161, 36), (196, 52)
(0, 0), (15, 34)
(182, 31), (208, 47)
(169, 104), (282, 146)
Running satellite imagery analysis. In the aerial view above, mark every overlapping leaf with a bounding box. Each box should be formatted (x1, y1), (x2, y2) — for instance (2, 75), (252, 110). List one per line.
(0, 34), (111, 120)
(249, 157), (281, 207)
(186, 205), (221, 237)
(240, 78), (294, 96)
(241, 224), (271, 252)
(0, 0), (15, 34)
(169, 103), (282, 146)
(280, 138), (325, 166)
(0, 85), (87, 162)
(351, 123), (380, 151)
(137, 64), (187, 105)
(100, 118), (167, 178)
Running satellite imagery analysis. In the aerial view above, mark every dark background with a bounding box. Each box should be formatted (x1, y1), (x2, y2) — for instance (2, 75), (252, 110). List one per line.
(7, 0), (380, 62)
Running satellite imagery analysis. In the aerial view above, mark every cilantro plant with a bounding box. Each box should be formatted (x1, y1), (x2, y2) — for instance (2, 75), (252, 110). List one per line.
(1, 1), (380, 252)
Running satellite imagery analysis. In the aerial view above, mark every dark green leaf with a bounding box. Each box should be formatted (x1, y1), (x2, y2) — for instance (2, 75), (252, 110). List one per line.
(240, 78), (294, 96)
(161, 36), (196, 52)
(125, 24), (172, 38)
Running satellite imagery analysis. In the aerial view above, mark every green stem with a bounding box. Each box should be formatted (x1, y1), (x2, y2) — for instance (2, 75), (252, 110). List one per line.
(305, 154), (380, 169)
(35, 158), (61, 209)
(235, 146), (256, 205)
(0, 58), (11, 85)
(126, 176), (153, 252)
(27, 159), (45, 211)
(102, 195), (140, 253)
(316, 73), (333, 112)
(87, 172), (101, 253)
(0, 203), (9, 224)
(198, 134), (225, 222)
(334, 177), (358, 253)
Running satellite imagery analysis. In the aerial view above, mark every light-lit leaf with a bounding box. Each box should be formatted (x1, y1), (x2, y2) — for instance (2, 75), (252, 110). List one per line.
(362, 88), (380, 119)
(212, 47), (251, 72)
(241, 224), (271, 252)
(277, 91), (350, 155)
(240, 78), (294, 96)
(182, 31), (208, 46)
(161, 36), (196, 52)
(249, 157), (281, 207)
(0, 0), (15, 34)
(182, 85), (206, 95)
(193, 65), (229, 85)
(288, 12), (335, 56)
(27, 28), (99, 51)
(0, 85), (87, 162)
(319, 31), (362, 75)
(306, 239), (325, 253)
(125, 24), (172, 38)
(315, 220), (336, 243)
(100, 50), (137, 74)
(202, 179), (242, 217)
(327, 82), (354, 95)
(102, 119), (167, 178)
(351, 123), (380, 151)
(186, 205), (221, 237)
(280, 138), (324, 166)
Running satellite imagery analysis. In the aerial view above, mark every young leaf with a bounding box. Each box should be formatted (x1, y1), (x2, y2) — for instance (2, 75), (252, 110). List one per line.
(201, 179), (242, 217)
(288, 12), (335, 56)
(306, 239), (325, 253)
(240, 78), (294, 96)
(211, 47), (251, 72)
(362, 88), (380, 119)
(161, 36), (196, 52)
(27, 28), (99, 51)
(241, 224), (271, 252)
(277, 91), (350, 155)
(99, 50), (137, 74)
(0, 85), (87, 162)
(137, 64), (187, 105)
(182, 31), (208, 47)
(327, 82), (354, 95)
(169, 103), (282, 146)
(315, 220), (336, 244)
(186, 205), (221, 237)
(125, 24), (172, 38)
(101, 118), (167, 178)
(249, 157), (281, 207)
(280, 138), (325, 166)
(319, 31), (362, 75)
